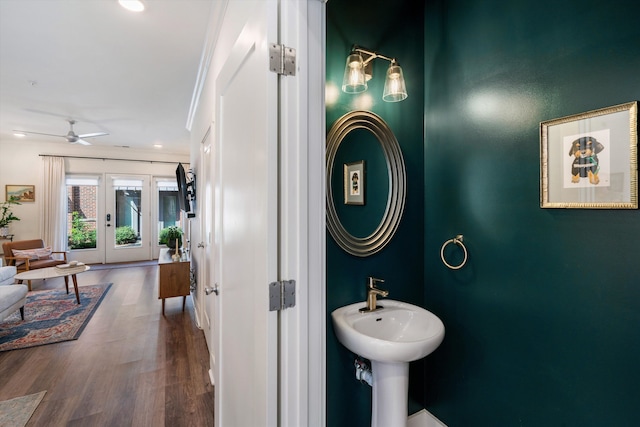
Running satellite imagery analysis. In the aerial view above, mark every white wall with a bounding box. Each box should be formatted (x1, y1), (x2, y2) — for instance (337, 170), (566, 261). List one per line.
(0, 138), (189, 241)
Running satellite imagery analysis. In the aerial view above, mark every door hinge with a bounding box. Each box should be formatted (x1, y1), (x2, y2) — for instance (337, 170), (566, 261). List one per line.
(269, 280), (296, 311)
(269, 43), (296, 76)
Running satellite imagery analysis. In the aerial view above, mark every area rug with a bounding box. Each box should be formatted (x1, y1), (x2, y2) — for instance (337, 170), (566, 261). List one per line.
(0, 284), (112, 352)
(0, 391), (46, 427)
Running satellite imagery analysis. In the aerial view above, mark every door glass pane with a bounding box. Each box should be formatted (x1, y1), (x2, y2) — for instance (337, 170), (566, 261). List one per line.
(113, 179), (143, 248)
(66, 177), (99, 250)
(157, 181), (182, 245)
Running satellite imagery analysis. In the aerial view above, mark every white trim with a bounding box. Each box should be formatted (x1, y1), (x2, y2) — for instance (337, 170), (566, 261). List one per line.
(278, 1), (326, 426)
(186, 0), (228, 131)
(408, 409), (448, 427)
(306, 0), (327, 425)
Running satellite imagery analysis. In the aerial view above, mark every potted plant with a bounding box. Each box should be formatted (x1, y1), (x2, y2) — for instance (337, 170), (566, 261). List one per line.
(160, 225), (183, 249)
(0, 196), (20, 236)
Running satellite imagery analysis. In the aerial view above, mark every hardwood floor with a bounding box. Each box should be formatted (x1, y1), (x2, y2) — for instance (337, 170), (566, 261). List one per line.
(0, 263), (214, 426)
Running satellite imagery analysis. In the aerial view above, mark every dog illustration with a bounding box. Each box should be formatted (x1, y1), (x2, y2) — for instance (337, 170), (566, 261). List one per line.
(569, 136), (604, 185)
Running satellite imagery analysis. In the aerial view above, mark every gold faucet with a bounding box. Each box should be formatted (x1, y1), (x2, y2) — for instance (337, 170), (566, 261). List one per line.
(360, 277), (388, 312)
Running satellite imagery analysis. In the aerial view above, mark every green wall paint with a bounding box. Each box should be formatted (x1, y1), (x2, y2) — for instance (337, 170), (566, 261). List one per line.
(424, 0), (640, 425)
(328, 0), (640, 426)
(326, 1), (425, 426)
(327, 0), (640, 427)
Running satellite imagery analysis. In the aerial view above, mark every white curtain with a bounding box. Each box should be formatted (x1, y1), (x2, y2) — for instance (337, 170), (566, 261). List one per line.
(41, 156), (66, 254)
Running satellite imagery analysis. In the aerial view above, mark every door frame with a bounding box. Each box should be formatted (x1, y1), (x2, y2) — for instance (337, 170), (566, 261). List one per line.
(198, 125), (214, 350)
(104, 174), (151, 263)
(188, 0), (326, 425)
(278, 1), (326, 426)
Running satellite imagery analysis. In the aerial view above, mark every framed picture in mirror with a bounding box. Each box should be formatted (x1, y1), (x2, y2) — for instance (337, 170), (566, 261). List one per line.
(344, 160), (365, 205)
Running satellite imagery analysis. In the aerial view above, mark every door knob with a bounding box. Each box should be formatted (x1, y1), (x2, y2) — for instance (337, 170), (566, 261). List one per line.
(205, 283), (219, 295)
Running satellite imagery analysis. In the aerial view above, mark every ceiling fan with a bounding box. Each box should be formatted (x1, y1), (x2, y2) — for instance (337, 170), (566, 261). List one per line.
(15, 119), (108, 145)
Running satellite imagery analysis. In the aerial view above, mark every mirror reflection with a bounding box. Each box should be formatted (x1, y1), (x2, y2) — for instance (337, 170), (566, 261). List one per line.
(326, 111), (406, 257)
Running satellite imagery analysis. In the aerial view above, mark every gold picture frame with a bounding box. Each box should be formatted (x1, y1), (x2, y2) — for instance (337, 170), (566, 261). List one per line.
(344, 160), (365, 205)
(6, 185), (35, 202)
(540, 101), (638, 208)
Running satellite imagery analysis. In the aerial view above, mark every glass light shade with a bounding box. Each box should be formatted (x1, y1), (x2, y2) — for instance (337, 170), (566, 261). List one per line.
(382, 64), (408, 102)
(342, 53), (367, 93)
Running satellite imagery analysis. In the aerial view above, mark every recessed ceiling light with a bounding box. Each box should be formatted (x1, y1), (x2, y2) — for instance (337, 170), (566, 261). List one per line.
(119, 0), (145, 12)
(153, 144), (163, 149)
(13, 131), (26, 137)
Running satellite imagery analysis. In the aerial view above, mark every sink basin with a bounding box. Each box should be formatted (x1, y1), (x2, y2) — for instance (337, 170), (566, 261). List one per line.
(331, 299), (445, 427)
(331, 299), (445, 363)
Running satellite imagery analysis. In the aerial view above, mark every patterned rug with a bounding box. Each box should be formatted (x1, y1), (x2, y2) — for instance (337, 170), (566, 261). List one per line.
(0, 284), (112, 352)
(0, 391), (46, 427)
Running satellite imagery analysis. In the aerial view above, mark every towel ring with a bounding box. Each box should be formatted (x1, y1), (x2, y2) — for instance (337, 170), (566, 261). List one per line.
(440, 234), (468, 270)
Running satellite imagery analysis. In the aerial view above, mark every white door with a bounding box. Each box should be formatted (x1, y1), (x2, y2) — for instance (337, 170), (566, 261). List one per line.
(105, 174), (152, 263)
(200, 125), (214, 351)
(211, 1), (278, 425)
(65, 175), (105, 265)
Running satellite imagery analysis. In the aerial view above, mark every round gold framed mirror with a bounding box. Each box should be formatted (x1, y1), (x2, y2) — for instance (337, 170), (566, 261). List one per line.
(326, 110), (406, 257)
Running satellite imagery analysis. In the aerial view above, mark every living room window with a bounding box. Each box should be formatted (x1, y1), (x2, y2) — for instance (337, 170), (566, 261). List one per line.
(66, 176), (99, 250)
(157, 180), (182, 244)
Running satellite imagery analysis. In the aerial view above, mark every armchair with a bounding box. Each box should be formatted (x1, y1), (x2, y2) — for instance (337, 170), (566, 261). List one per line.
(2, 239), (68, 290)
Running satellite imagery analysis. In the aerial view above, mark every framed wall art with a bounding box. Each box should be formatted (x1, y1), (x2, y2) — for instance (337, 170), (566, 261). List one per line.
(5, 185), (35, 202)
(344, 160), (365, 205)
(540, 101), (638, 208)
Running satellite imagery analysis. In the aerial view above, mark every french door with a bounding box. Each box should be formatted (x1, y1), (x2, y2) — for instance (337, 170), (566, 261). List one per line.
(104, 174), (151, 263)
(67, 173), (182, 264)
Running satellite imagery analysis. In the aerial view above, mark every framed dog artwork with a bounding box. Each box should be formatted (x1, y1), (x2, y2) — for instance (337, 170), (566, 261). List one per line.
(540, 101), (638, 208)
(344, 160), (365, 205)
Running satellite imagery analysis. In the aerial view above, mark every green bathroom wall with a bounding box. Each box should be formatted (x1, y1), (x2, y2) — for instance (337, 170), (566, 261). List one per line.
(424, 0), (640, 425)
(326, 1), (425, 426)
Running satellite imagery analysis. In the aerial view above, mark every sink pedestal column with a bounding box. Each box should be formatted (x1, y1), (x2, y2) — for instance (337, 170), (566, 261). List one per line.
(371, 360), (410, 427)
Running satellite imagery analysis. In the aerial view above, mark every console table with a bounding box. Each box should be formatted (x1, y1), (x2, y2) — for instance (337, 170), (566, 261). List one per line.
(158, 248), (190, 315)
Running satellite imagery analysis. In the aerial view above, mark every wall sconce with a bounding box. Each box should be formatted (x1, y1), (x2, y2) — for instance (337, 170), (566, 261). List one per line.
(341, 45), (408, 102)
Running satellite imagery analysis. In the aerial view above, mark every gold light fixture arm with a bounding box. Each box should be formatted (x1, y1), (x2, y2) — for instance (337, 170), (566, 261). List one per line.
(351, 46), (395, 65)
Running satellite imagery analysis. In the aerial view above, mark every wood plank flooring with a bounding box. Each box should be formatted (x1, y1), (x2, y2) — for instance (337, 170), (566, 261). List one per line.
(0, 262), (214, 426)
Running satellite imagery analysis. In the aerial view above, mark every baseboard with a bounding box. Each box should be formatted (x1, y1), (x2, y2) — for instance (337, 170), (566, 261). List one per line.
(208, 349), (216, 386)
(192, 298), (202, 329)
(408, 409), (447, 427)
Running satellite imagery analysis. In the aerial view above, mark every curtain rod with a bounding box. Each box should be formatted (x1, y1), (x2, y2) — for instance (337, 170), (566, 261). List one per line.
(39, 154), (188, 165)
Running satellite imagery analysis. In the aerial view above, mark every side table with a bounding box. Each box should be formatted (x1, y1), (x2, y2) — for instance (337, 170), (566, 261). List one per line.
(158, 248), (190, 315)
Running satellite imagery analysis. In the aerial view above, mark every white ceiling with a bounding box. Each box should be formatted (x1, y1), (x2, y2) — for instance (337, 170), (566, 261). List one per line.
(0, 0), (212, 156)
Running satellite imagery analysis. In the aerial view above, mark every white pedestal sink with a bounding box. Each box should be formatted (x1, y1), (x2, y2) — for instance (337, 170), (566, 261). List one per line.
(331, 300), (445, 427)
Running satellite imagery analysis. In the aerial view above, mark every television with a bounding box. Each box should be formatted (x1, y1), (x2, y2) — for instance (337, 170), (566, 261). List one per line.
(176, 163), (195, 218)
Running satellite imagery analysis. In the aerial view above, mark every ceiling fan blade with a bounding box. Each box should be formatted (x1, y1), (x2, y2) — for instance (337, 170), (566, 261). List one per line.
(75, 139), (92, 146)
(77, 132), (108, 139)
(13, 130), (65, 138)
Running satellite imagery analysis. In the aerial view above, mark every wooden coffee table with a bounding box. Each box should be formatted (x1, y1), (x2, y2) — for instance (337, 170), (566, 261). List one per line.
(15, 265), (91, 304)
